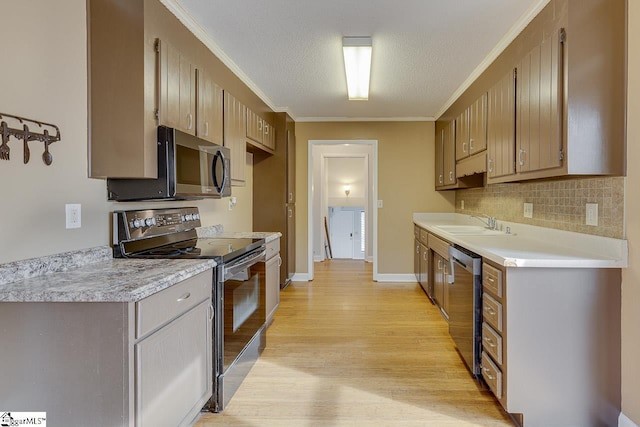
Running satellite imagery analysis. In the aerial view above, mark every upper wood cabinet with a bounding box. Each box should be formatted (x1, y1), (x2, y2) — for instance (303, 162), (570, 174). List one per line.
(487, 70), (516, 182)
(246, 109), (263, 144)
(443, 120), (457, 186)
(158, 39), (196, 135)
(197, 69), (223, 145)
(468, 93), (488, 155)
(263, 122), (276, 150)
(516, 28), (564, 175)
(224, 92), (247, 185)
(455, 110), (470, 161)
(87, 0), (159, 179)
(435, 126), (445, 188)
(286, 129), (296, 203)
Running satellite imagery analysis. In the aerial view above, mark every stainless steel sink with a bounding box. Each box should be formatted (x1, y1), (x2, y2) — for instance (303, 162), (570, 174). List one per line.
(432, 225), (510, 236)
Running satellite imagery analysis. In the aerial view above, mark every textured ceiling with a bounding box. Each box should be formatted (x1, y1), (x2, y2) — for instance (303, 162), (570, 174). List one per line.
(168, 0), (547, 121)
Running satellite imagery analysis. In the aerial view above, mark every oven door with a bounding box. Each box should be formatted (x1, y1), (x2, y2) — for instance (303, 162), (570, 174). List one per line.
(221, 249), (266, 372)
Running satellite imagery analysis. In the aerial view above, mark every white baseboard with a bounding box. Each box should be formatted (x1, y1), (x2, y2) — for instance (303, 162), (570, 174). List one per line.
(313, 255), (324, 262)
(620, 412), (639, 427)
(374, 274), (418, 283)
(291, 273), (310, 282)
(365, 256), (373, 262)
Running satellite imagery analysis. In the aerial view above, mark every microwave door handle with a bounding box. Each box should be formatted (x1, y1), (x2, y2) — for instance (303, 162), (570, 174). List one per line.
(212, 150), (228, 194)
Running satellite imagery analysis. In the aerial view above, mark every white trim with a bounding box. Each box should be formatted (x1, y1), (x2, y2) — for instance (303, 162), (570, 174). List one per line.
(620, 413), (639, 427)
(290, 273), (310, 282)
(309, 140), (378, 282)
(313, 255), (324, 262)
(365, 256), (374, 263)
(434, 0), (552, 119)
(298, 116), (435, 123)
(159, 0), (285, 116)
(375, 274), (418, 283)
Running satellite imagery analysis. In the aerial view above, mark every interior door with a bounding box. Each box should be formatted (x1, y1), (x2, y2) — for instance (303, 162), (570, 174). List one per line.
(330, 209), (354, 259)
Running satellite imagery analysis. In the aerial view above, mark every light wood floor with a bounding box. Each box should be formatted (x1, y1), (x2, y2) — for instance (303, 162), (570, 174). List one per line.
(196, 260), (513, 426)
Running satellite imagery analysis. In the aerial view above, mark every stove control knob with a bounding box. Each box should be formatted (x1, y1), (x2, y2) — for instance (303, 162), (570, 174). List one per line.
(133, 219), (143, 228)
(193, 213), (200, 220)
(185, 214), (193, 221)
(145, 218), (154, 227)
(181, 215), (186, 222)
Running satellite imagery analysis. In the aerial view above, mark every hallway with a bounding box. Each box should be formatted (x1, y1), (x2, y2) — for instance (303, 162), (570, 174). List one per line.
(196, 260), (513, 426)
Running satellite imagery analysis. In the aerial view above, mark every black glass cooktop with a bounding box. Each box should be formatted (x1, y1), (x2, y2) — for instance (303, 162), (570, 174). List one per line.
(130, 237), (264, 263)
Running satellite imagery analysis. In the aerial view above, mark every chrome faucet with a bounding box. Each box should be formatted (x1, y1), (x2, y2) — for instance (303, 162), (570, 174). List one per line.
(470, 214), (497, 230)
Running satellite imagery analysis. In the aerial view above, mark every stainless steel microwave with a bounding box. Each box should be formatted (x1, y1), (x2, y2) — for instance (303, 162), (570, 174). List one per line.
(107, 126), (231, 201)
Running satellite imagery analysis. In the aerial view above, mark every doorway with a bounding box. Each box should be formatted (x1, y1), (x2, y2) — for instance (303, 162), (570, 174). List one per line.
(308, 140), (378, 281)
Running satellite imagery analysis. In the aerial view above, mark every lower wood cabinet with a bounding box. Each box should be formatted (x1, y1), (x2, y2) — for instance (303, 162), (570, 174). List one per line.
(0, 269), (214, 427)
(264, 238), (281, 324)
(479, 260), (622, 426)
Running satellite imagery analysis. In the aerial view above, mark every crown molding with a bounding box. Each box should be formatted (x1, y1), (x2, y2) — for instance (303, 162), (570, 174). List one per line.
(434, 0), (551, 120)
(297, 116), (435, 123)
(160, 0), (280, 113)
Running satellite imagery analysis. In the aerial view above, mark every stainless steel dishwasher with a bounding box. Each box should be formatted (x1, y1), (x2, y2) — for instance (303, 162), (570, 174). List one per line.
(448, 245), (482, 377)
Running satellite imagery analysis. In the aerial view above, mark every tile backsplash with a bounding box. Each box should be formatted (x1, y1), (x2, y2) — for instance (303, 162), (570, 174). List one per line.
(455, 177), (625, 239)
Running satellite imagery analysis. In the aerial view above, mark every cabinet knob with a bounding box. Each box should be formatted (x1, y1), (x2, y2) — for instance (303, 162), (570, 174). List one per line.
(439, 174), (443, 184)
(449, 171), (454, 181)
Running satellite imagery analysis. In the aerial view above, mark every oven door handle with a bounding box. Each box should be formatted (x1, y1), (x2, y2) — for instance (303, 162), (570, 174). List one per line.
(224, 250), (267, 278)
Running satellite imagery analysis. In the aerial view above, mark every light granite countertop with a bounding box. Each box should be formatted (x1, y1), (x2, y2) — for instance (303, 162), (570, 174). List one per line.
(0, 246), (216, 303)
(196, 226), (282, 242)
(413, 213), (628, 268)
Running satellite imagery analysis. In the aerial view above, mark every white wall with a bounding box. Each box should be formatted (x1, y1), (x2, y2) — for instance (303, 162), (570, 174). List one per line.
(0, 0), (253, 265)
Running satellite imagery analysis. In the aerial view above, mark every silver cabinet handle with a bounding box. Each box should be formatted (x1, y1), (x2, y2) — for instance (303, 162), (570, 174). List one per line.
(488, 276), (495, 283)
(449, 171), (454, 181)
(518, 148), (526, 166)
(482, 366), (495, 380)
(423, 251), (427, 261)
(177, 292), (191, 302)
(288, 208), (293, 218)
(208, 303), (214, 321)
(265, 124), (269, 135)
(277, 256), (282, 267)
(483, 306), (496, 316)
(483, 336), (497, 348)
(289, 192), (293, 202)
(437, 259), (442, 269)
(416, 245), (420, 254)
(469, 138), (474, 151)
(187, 113), (193, 130)
(463, 142), (467, 153)
(258, 119), (263, 131)
(488, 158), (494, 173)
(438, 174), (443, 184)
(204, 121), (209, 136)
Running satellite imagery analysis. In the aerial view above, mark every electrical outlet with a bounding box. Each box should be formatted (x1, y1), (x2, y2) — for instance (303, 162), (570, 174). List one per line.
(523, 203), (533, 218)
(586, 203), (598, 226)
(65, 204), (81, 229)
(377, 200), (383, 208)
(228, 197), (237, 211)
(461, 200), (465, 210)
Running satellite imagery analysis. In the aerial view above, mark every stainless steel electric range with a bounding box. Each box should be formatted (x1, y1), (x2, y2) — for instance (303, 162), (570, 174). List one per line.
(113, 207), (267, 412)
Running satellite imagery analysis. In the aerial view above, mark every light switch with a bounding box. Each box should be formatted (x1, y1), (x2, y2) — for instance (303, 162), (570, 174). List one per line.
(65, 204), (81, 229)
(586, 203), (598, 226)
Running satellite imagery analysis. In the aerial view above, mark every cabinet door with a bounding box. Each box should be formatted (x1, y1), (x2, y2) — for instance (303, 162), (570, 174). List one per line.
(433, 254), (444, 306)
(487, 70), (516, 180)
(197, 69), (223, 145)
(516, 28), (564, 173)
(159, 40), (196, 135)
(263, 122), (276, 150)
(414, 239), (421, 282)
(286, 129), (296, 203)
(286, 204), (296, 283)
(136, 300), (212, 427)
(469, 93), (487, 154)
(419, 243), (430, 297)
(435, 128), (445, 188)
(455, 109), (469, 161)
(224, 92), (247, 185)
(443, 120), (457, 185)
(265, 254), (281, 321)
(246, 108), (263, 143)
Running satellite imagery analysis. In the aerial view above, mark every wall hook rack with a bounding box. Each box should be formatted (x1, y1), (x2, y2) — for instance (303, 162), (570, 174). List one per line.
(0, 112), (61, 165)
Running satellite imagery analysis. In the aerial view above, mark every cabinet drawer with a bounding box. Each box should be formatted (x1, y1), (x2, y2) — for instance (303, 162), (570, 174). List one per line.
(482, 322), (503, 365)
(136, 269), (212, 339)
(482, 293), (503, 332)
(428, 233), (450, 259)
(266, 238), (280, 260)
(481, 351), (503, 399)
(419, 229), (429, 245)
(483, 263), (503, 298)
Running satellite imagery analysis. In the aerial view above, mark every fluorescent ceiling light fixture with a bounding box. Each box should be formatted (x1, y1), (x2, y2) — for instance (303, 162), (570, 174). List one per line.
(342, 36), (372, 100)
